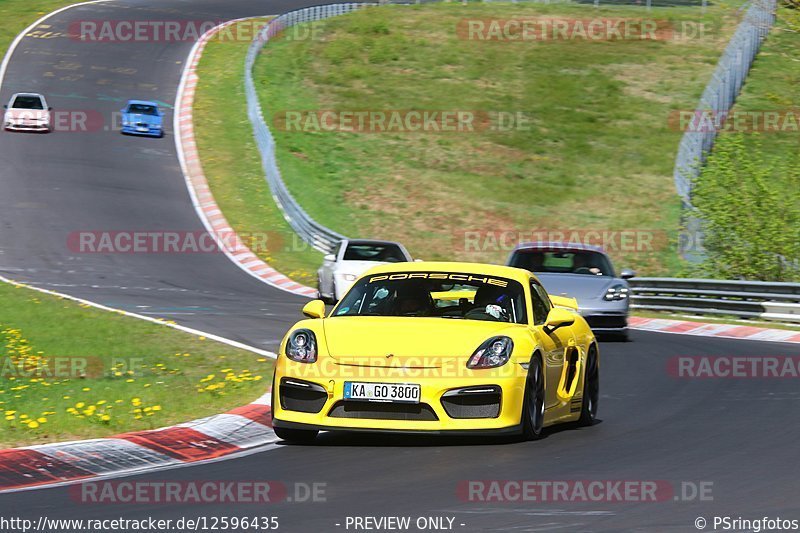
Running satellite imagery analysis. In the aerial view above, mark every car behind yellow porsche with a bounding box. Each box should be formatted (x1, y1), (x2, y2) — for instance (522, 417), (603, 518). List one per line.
(271, 262), (599, 443)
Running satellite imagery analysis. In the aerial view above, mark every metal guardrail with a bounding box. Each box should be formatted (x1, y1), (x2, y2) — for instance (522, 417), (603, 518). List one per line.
(245, 4), (373, 253)
(630, 278), (800, 323)
(673, 0), (776, 261)
(673, 0), (776, 203)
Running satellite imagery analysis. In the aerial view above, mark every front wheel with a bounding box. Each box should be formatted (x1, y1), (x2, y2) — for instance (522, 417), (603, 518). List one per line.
(274, 426), (318, 444)
(521, 353), (545, 440)
(578, 344), (599, 426)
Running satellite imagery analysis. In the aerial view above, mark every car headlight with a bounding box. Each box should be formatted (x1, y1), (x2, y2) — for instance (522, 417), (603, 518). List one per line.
(285, 329), (317, 363)
(122, 120), (131, 126)
(603, 284), (629, 301)
(341, 273), (357, 282)
(467, 336), (514, 369)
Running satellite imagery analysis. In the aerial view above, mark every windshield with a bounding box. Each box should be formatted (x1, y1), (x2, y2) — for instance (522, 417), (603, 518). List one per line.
(127, 104), (159, 116)
(333, 272), (527, 324)
(11, 96), (44, 110)
(510, 249), (614, 276)
(343, 242), (406, 262)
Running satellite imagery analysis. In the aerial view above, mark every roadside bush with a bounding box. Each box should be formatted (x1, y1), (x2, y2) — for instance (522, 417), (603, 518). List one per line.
(691, 134), (800, 281)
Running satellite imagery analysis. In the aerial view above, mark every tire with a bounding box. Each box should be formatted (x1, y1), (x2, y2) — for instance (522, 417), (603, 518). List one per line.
(274, 426), (318, 444)
(578, 344), (599, 426)
(521, 353), (546, 440)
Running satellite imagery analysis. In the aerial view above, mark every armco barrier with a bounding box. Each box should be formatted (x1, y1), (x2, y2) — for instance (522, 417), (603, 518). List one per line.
(673, 0), (776, 261)
(673, 0), (776, 203)
(244, 4), (372, 254)
(630, 278), (800, 323)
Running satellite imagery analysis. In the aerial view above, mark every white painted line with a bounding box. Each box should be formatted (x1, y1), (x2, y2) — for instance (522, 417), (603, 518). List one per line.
(0, 275), (277, 358)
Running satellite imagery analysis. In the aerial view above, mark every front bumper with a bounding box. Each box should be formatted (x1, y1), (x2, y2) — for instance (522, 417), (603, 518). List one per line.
(582, 313), (628, 332)
(5, 122), (49, 132)
(121, 125), (162, 137)
(272, 418), (522, 437)
(578, 301), (629, 332)
(272, 360), (528, 434)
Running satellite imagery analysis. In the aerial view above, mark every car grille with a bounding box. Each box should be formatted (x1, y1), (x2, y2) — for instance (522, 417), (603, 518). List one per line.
(441, 386), (501, 419)
(585, 314), (628, 329)
(279, 378), (327, 414)
(328, 401), (438, 421)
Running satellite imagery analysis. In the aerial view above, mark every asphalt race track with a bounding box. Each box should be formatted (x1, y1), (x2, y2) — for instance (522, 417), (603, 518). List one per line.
(0, 0), (319, 351)
(1, 1), (799, 531)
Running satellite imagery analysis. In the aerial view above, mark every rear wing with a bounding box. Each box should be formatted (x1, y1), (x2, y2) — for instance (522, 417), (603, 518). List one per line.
(550, 295), (579, 311)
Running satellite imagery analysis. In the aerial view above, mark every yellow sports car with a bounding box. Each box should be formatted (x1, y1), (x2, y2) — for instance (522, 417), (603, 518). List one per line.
(271, 262), (599, 443)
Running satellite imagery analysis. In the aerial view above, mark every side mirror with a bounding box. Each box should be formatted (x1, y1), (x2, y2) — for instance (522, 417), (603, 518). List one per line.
(544, 307), (575, 333)
(302, 299), (326, 319)
(323, 254), (335, 262)
(159, 110), (165, 116)
(3, 105), (7, 109)
(620, 269), (636, 280)
(48, 106), (53, 111)
(120, 109), (126, 114)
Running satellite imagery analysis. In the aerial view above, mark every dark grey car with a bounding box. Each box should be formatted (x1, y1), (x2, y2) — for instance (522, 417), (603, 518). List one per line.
(506, 242), (635, 339)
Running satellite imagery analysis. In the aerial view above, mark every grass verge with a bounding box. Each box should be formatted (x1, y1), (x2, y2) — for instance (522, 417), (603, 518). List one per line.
(250, 2), (743, 278)
(0, 279), (272, 448)
(193, 18), (323, 287)
(0, 1), (79, 59)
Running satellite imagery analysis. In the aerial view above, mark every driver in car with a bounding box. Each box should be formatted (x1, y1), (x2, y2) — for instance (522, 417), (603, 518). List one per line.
(393, 284), (434, 316)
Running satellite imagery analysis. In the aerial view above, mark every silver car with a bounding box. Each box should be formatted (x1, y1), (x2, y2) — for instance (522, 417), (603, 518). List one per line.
(506, 242), (635, 339)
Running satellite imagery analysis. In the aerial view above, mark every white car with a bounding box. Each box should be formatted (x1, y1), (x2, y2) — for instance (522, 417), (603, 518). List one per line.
(4, 93), (52, 133)
(317, 239), (413, 303)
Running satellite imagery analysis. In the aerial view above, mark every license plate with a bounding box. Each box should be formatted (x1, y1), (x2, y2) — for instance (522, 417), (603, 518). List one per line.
(137, 127), (149, 132)
(344, 382), (420, 404)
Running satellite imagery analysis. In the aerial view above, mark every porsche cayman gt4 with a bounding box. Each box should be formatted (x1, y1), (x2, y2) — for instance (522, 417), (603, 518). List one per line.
(271, 262), (599, 443)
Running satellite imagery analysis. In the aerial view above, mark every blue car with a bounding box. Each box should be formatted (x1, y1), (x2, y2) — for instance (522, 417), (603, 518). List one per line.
(120, 100), (164, 137)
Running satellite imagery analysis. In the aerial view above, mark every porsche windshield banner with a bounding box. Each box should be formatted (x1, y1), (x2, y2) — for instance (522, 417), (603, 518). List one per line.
(367, 272), (509, 287)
